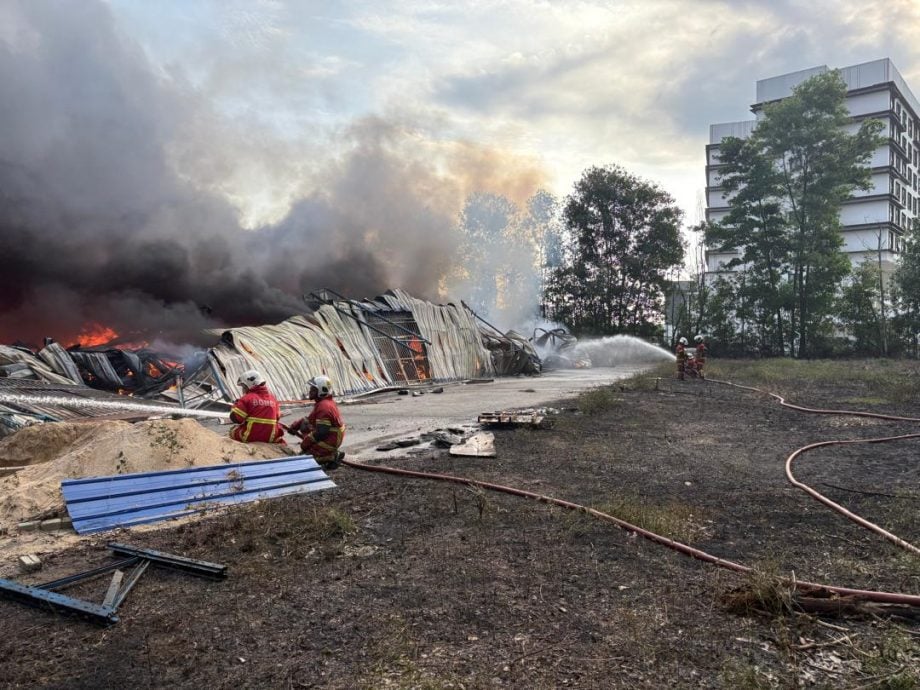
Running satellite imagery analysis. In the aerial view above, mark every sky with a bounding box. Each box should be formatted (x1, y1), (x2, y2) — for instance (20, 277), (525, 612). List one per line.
(2, 0), (920, 343)
(108, 0), (920, 226)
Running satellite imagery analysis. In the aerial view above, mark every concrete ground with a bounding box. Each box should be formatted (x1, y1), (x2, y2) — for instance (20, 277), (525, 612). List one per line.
(281, 365), (653, 460)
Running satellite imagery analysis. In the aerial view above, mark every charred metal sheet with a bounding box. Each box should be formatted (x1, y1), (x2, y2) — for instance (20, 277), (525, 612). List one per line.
(36, 342), (84, 384)
(0, 344), (76, 385)
(62, 455), (335, 534)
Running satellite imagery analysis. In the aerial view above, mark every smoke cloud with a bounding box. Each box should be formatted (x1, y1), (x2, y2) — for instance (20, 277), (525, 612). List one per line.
(0, 1), (546, 347)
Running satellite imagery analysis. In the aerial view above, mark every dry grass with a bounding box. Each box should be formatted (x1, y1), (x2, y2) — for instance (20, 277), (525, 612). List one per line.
(722, 563), (796, 617)
(706, 359), (920, 406)
(577, 387), (623, 415)
(592, 494), (707, 544)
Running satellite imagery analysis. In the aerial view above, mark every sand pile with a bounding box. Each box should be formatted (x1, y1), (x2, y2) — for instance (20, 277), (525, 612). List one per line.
(0, 422), (102, 468)
(0, 418), (289, 528)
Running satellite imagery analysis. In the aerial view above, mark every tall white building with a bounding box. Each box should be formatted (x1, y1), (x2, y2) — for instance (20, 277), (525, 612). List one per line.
(706, 58), (919, 277)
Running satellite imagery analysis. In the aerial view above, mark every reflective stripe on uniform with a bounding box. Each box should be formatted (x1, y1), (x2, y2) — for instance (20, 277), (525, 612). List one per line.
(241, 415), (280, 443)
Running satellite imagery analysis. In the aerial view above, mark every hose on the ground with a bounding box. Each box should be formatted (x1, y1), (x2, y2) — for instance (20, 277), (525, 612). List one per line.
(340, 457), (920, 607)
(708, 377), (920, 556)
(339, 372), (920, 608)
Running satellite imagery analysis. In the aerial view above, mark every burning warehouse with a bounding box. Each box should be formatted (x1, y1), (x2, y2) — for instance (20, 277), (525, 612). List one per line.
(206, 288), (497, 401)
(0, 288), (541, 436)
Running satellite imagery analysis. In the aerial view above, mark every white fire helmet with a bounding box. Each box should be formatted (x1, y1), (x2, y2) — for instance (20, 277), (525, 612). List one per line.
(309, 375), (333, 398)
(694, 334), (704, 343)
(238, 369), (265, 389)
(678, 337), (688, 345)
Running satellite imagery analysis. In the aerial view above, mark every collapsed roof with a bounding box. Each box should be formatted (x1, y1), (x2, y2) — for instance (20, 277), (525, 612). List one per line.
(207, 289), (496, 401)
(0, 290), (539, 431)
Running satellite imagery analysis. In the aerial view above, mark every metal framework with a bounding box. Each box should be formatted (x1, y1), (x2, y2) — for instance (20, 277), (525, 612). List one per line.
(0, 543), (227, 626)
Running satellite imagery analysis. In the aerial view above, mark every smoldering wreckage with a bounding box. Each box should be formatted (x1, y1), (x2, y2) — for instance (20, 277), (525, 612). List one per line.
(0, 288), (591, 624)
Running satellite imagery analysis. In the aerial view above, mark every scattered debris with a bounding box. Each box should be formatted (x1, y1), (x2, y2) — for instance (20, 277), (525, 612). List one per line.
(531, 327), (591, 370)
(478, 409), (555, 429)
(449, 432), (496, 457)
(375, 442), (399, 451)
(431, 387), (444, 394)
(394, 438), (421, 448)
(17, 554), (42, 573)
(0, 542), (227, 626)
(432, 431), (464, 447)
(412, 391), (425, 397)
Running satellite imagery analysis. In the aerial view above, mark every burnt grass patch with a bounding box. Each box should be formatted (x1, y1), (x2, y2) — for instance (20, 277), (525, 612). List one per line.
(1, 360), (919, 688)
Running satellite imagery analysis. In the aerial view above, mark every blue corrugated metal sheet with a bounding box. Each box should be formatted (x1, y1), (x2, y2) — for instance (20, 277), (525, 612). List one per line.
(62, 455), (335, 534)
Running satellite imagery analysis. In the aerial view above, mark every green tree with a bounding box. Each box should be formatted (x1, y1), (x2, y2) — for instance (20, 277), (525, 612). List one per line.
(712, 70), (884, 357)
(546, 165), (683, 336)
(892, 219), (920, 357)
(705, 138), (792, 353)
(838, 260), (883, 354)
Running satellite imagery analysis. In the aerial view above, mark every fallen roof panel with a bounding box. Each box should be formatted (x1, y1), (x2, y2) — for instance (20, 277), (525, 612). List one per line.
(62, 455), (335, 534)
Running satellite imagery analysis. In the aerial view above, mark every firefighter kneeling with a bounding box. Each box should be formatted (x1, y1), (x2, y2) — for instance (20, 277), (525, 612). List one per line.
(289, 375), (346, 469)
(230, 370), (286, 444)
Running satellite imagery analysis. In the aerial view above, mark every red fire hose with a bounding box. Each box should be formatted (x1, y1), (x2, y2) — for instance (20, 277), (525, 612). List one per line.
(710, 378), (920, 556)
(339, 375), (920, 608)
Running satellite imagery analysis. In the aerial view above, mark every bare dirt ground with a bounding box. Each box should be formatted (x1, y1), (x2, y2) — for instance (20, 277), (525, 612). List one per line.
(1, 360), (919, 689)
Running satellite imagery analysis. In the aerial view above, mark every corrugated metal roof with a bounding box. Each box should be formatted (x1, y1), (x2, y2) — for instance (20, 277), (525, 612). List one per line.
(209, 289), (494, 401)
(62, 455), (335, 534)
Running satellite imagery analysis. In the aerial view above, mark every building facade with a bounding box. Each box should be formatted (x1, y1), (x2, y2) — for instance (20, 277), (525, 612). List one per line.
(705, 58), (919, 277)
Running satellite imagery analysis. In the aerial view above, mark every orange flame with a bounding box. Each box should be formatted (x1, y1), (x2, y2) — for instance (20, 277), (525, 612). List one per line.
(68, 323), (119, 347)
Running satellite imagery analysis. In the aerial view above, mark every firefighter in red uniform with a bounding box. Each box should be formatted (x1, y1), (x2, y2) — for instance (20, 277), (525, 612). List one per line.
(675, 337), (688, 380)
(289, 375), (346, 469)
(229, 369), (286, 443)
(693, 334), (707, 379)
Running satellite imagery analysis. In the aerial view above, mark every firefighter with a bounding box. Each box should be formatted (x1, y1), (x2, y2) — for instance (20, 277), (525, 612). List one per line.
(675, 337), (688, 380)
(229, 369), (286, 444)
(289, 375), (346, 469)
(693, 334), (707, 379)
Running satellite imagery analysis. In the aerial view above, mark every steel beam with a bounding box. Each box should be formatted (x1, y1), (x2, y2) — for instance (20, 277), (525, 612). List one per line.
(38, 557), (140, 591)
(0, 578), (118, 626)
(107, 543), (227, 580)
(110, 560), (150, 610)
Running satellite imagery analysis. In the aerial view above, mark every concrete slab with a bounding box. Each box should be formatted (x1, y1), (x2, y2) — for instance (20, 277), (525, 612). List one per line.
(282, 365), (651, 460)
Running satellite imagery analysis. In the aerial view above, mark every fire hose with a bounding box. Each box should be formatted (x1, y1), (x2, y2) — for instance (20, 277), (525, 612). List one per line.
(337, 378), (920, 608)
(709, 378), (920, 557)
